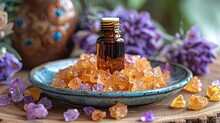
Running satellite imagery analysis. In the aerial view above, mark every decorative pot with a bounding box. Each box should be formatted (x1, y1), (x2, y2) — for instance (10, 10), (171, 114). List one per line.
(12, 0), (78, 69)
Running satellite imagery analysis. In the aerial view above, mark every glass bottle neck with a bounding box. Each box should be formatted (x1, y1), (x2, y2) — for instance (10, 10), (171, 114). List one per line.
(100, 30), (121, 37)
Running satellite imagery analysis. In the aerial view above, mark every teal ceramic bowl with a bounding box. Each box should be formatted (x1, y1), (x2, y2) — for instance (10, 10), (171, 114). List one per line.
(29, 58), (192, 107)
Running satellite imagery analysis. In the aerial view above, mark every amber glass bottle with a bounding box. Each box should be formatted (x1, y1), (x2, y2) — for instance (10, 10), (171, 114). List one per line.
(96, 18), (125, 73)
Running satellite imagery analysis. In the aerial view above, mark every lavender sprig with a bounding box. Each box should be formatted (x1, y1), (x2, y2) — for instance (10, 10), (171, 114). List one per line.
(168, 25), (217, 75)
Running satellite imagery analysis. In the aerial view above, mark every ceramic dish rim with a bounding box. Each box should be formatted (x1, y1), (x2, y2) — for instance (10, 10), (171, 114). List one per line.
(29, 58), (193, 97)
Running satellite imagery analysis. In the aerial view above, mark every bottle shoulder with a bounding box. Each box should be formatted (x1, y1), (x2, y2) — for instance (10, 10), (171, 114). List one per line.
(97, 37), (124, 43)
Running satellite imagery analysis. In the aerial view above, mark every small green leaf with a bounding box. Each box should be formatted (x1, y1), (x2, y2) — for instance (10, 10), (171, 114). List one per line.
(0, 43), (22, 60)
(127, 0), (148, 10)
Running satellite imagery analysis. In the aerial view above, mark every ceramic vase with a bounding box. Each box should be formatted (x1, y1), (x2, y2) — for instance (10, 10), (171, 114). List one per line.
(12, 0), (78, 69)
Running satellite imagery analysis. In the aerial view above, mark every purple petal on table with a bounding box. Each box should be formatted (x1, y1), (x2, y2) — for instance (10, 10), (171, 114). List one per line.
(83, 106), (95, 115)
(26, 103), (48, 120)
(92, 84), (104, 91)
(0, 94), (10, 106)
(9, 77), (27, 93)
(24, 96), (34, 104)
(77, 83), (90, 91)
(63, 109), (80, 122)
(38, 97), (52, 109)
(140, 110), (156, 122)
(11, 88), (24, 102)
(212, 79), (220, 89)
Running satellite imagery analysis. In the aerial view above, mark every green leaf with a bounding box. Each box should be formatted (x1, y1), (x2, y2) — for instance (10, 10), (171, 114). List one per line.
(0, 43), (22, 60)
(127, 0), (148, 10)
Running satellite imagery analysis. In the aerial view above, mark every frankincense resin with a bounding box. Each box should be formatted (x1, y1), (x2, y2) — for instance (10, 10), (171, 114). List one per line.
(183, 76), (202, 93)
(91, 110), (106, 121)
(206, 86), (220, 101)
(109, 102), (128, 120)
(170, 94), (186, 108)
(188, 95), (208, 110)
(51, 54), (170, 92)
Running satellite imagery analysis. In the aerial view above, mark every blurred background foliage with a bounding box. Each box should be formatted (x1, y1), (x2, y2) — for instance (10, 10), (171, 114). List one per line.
(72, 0), (220, 46)
(1, 0), (219, 46)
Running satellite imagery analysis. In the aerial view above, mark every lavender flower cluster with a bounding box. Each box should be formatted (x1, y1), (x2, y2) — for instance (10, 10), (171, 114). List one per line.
(168, 26), (217, 75)
(72, 6), (162, 58)
(0, 47), (22, 84)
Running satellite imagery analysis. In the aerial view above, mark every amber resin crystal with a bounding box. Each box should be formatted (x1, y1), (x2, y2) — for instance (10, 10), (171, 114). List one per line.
(188, 95), (208, 110)
(183, 76), (202, 93)
(51, 54), (170, 92)
(206, 86), (220, 101)
(109, 102), (128, 120)
(91, 110), (106, 121)
(170, 94), (186, 108)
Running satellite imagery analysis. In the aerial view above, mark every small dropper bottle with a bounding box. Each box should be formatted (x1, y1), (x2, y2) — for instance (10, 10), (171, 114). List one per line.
(96, 17), (125, 73)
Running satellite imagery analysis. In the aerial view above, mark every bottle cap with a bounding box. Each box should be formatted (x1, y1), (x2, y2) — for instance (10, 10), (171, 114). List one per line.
(101, 17), (120, 30)
(101, 17), (119, 22)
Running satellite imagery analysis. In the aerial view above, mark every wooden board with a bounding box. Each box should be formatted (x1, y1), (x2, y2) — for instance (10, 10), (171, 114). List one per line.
(1, 59), (220, 123)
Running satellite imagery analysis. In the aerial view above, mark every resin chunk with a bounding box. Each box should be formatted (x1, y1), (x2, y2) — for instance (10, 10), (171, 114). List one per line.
(51, 54), (170, 92)
(206, 85), (219, 98)
(210, 91), (220, 101)
(170, 94), (186, 108)
(207, 85), (220, 101)
(188, 95), (208, 110)
(24, 87), (41, 101)
(183, 76), (202, 93)
(91, 110), (106, 121)
(109, 102), (128, 120)
(68, 77), (82, 90)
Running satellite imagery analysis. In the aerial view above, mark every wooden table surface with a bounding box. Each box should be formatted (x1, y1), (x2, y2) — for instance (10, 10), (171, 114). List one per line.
(1, 58), (220, 123)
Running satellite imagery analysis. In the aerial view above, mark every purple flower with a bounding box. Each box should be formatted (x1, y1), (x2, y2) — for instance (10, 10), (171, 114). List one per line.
(11, 88), (24, 102)
(140, 110), (156, 122)
(9, 77), (27, 93)
(92, 84), (103, 91)
(77, 83), (91, 91)
(169, 25), (217, 75)
(184, 25), (201, 41)
(72, 6), (162, 58)
(73, 30), (98, 53)
(116, 7), (163, 58)
(212, 79), (220, 89)
(0, 48), (22, 83)
(83, 106), (95, 115)
(24, 96), (34, 104)
(26, 103), (48, 120)
(38, 97), (52, 109)
(0, 94), (10, 106)
(63, 109), (80, 122)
